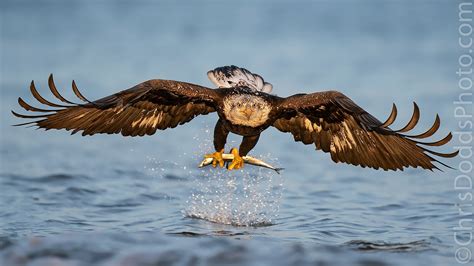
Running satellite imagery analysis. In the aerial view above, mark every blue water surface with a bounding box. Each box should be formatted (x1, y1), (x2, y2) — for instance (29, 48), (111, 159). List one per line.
(0, 1), (469, 265)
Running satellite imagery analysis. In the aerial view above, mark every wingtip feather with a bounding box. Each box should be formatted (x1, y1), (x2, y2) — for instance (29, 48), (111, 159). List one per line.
(381, 103), (397, 128)
(396, 102), (420, 133)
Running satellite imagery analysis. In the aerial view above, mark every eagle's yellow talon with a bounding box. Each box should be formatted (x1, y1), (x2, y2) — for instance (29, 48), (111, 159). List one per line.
(204, 149), (225, 168)
(228, 148), (244, 170)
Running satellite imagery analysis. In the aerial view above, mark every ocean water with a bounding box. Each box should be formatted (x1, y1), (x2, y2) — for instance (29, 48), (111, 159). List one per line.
(0, 1), (469, 265)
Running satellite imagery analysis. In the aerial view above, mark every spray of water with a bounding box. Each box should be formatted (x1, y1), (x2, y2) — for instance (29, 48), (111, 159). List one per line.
(183, 123), (284, 226)
(143, 122), (284, 226)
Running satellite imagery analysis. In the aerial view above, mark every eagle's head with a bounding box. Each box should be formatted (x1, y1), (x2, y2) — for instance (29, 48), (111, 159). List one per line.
(223, 94), (272, 127)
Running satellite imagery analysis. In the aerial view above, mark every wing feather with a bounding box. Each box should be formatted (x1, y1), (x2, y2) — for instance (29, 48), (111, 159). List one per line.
(72, 80), (93, 103)
(48, 74), (79, 105)
(29, 81), (70, 108)
(13, 76), (220, 137)
(273, 91), (456, 171)
(396, 102), (420, 132)
(406, 114), (440, 139)
(18, 97), (59, 113)
(381, 103), (397, 127)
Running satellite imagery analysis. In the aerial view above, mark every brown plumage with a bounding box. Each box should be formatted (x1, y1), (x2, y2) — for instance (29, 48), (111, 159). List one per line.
(12, 66), (457, 171)
(13, 75), (218, 137)
(272, 91), (457, 171)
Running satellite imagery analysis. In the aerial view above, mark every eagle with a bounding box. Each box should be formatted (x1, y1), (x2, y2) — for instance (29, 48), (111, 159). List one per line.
(12, 66), (457, 171)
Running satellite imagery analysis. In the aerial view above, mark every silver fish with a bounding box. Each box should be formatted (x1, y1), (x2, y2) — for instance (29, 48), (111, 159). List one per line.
(198, 154), (284, 174)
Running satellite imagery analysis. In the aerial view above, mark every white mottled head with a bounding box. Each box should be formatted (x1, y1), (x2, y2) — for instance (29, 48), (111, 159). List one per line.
(223, 94), (272, 127)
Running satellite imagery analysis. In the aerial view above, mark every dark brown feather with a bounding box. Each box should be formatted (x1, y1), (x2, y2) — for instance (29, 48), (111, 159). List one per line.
(414, 132), (452, 147)
(396, 102), (420, 132)
(30, 81), (70, 108)
(381, 103), (397, 127)
(273, 91), (456, 171)
(406, 114), (440, 139)
(12, 110), (51, 119)
(18, 97), (58, 113)
(48, 74), (78, 105)
(13, 76), (220, 137)
(71, 80), (93, 103)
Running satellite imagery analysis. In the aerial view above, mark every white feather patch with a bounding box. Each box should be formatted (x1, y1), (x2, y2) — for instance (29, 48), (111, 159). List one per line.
(207, 65), (273, 93)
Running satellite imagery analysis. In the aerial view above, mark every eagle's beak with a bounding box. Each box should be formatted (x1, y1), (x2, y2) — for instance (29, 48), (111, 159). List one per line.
(242, 108), (253, 119)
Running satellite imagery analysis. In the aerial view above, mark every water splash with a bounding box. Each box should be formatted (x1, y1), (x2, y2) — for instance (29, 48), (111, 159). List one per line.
(142, 123), (285, 226)
(184, 167), (284, 226)
(144, 156), (180, 177)
(184, 123), (284, 226)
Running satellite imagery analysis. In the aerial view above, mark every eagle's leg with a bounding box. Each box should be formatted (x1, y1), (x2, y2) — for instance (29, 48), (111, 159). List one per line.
(204, 119), (229, 168)
(228, 134), (260, 170)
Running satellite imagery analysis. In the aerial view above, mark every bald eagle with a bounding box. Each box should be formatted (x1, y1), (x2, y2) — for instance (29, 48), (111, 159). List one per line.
(12, 66), (457, 171)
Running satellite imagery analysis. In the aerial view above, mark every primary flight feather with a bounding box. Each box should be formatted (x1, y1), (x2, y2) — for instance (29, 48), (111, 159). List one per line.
(12, 65), (458, 171)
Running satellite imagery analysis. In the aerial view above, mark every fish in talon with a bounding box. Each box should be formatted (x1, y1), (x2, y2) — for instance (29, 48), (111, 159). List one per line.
(199, 153), (284, 174)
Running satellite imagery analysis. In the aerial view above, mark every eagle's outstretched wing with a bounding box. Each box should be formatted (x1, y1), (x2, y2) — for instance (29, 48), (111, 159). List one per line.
(12, 75), (220, 136)
(272, 91), (457, 171)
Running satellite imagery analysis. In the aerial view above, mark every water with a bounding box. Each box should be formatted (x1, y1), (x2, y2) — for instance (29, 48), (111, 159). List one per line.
(0, 1), (468, 265)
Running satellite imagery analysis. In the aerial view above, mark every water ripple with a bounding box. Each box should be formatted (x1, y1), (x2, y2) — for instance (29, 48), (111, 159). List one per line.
(345, 239), (434, 252)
